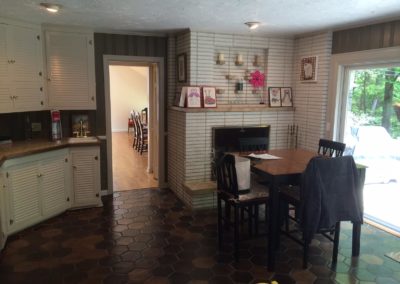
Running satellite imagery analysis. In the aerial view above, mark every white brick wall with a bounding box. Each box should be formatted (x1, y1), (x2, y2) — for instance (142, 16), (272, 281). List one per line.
(167, 31), (297, 203)
(292, 32), (333, 151)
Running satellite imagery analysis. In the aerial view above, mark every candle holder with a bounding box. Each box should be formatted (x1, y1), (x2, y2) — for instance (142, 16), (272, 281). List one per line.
(235, 54), (244, 66)
(216, 53), (225, 65)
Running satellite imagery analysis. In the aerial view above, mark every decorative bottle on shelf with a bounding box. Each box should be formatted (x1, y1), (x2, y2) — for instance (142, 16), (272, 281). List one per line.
(51, 110), (62, 141)
(236, 78), (244, 93)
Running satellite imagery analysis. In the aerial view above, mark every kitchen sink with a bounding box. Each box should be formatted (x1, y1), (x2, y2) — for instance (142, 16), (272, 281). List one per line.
(67, 137), (98, 143)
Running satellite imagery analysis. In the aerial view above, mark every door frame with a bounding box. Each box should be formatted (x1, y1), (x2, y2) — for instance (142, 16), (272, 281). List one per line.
(326, 46), (400, 141)
(103, 55), (166, 193)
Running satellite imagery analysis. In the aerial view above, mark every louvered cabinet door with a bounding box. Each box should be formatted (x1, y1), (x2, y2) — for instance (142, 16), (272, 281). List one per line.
(46, 31), (96, 110)
(40, 154), (69, 217)
(0, 24), (14, 113)
(6, 161), (41, 235)
(7, 25), (44, 112)
(71, 147), (101, 208)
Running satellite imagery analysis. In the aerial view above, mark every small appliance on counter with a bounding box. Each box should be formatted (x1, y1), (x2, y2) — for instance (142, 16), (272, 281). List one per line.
(51, 110), (62, 141)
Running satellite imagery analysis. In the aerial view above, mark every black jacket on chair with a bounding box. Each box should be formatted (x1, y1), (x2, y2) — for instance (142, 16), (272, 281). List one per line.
(299, 156), (363, 241)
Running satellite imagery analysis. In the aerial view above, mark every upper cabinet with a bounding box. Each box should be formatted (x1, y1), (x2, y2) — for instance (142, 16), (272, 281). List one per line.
(45, 29), (96, 110)
(0, 23), (45, 113)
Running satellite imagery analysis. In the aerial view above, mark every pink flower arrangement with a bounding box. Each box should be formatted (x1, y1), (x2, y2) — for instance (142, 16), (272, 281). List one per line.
(249, 70), (265, 88)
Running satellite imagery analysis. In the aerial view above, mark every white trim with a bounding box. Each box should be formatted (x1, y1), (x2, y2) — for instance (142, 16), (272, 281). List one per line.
(103, 55), (166, 194)
(326, 46), (400, 140)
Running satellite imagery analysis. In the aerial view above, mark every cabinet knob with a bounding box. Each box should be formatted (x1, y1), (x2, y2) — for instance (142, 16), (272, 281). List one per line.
(65, 158), (68, 163)
(37, 35), (40, 40)
(9, 219), (14, 225)
(40, 87), (43, 91)
(96, 193), (99, 197)
(94, 156), (98, 160)
(40, 101), (44, 105)
(91, 96), (95, 101)
(67, 197), (70, 202)
(72, 165), (77, 169)
(39, 72), (42, 76)
(47, 78), (51, 82)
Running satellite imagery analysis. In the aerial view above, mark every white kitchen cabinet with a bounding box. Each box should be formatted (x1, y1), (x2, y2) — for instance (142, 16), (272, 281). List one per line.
(70, 147), (102, 208)
(45, 29), (96, 110)
(1, 149), (69, 235)
(0, 23), (45, 113)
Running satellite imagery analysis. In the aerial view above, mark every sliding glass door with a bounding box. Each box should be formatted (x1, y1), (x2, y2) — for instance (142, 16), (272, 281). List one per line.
(339, 65), (400, 234)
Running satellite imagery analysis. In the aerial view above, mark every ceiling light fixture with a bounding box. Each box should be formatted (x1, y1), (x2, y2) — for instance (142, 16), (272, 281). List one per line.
(245, 22), (261, 30)
(40, 3), (62, 13)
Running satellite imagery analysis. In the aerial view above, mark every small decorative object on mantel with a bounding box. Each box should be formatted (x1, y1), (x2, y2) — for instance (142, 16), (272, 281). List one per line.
(268, 87), (281, 107)
(202, 87), (217, 108)
(280, 87), (293, 107)
(235, 54), (244, 66)
(216, 53), (225, 65)
(300, 56), (318, 82)
(249, 70), (266, 103)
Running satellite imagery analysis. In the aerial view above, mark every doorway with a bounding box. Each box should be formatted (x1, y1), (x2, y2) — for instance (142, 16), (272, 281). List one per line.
(338, 65), (400, 235)
(103, 55), (165, 194)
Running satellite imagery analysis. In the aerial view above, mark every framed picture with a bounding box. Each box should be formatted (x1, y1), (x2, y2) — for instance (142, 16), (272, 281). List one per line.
(202, 87), (217, 108)
(186, 86), (201, 108)
(268, 87), (281, 107)
(300, 56), (318, 82)
(177, 53), (187, 83)
(280, 87), (293, 107)
(177, 87), (187, 107)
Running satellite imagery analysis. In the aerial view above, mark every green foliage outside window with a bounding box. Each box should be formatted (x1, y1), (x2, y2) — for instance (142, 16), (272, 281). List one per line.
(349, 67), (400, 138)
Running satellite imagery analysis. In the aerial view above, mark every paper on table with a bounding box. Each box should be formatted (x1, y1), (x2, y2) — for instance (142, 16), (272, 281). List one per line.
(248, 153), (282, 160)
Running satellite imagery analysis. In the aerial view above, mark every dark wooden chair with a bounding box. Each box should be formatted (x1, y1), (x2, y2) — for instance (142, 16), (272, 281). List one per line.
(136, 116), (148, 155)
(281, 139), (346, 229)
(318, 139), (346, 157)
(279, 156), (362, 269)
(216, 154), (269, 261)
(239, 137), (269, 152)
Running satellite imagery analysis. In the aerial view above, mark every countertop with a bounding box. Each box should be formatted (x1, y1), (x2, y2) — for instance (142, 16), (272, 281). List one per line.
(0, 138), (100, 166)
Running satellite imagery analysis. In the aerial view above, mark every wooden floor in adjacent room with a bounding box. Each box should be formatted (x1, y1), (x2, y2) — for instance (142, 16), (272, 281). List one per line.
(112, 132), (158, 191)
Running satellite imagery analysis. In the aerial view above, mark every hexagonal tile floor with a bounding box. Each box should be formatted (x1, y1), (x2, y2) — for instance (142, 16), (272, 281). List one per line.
(0, 188), (399, 283)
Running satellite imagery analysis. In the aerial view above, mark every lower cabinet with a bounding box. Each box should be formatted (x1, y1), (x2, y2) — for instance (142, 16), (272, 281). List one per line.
(0, 145), (101, 249)
(70, 146), (102, 208)
(1, 149), (70, 235)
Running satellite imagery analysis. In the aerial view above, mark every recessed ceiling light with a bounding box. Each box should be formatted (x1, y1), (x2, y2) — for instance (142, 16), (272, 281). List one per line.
(245, 22), (261, 30)
(40, 3), (62, 13)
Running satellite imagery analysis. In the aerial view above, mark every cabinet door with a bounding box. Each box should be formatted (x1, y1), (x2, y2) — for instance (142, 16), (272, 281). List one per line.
(71, 147), (101, 207)
(8, 25), (44, 112)
(46, 31), (96, 109)
(6, 161), (41, 235)
(40, 154), (69, 217)
(0, 24), (13, 113)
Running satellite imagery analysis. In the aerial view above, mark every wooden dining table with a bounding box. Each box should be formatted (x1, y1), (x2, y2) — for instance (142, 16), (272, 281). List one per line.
(247, 148), (366, 271)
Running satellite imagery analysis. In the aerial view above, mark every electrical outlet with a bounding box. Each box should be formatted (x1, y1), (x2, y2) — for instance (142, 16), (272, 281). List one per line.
(31, 122), (42, 132)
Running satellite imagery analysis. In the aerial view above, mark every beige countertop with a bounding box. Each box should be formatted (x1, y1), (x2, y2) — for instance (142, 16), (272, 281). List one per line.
(0, 138), (100, 166)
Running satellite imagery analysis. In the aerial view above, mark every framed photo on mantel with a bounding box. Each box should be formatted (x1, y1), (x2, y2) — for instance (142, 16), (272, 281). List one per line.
(177, 53), (187, 83)
(268, 87), (281, 107)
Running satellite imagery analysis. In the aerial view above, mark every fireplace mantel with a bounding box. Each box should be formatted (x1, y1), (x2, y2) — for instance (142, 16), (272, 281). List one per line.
(169, 105), (294, 113)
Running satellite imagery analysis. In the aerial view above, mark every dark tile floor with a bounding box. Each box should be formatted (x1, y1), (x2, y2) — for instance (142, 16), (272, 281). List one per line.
(0, 188), (399, 284)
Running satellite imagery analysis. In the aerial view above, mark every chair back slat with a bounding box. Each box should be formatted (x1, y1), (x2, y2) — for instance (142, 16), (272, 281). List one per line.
(216, 154), (239, 197)
(318, 139), (346, 157)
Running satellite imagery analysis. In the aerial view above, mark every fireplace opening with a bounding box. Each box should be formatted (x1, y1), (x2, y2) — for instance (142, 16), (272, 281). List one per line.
(211, 125), (270, 179)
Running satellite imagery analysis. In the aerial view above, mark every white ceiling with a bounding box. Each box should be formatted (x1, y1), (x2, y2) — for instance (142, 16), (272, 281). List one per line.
(1, 0), (400, 36)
